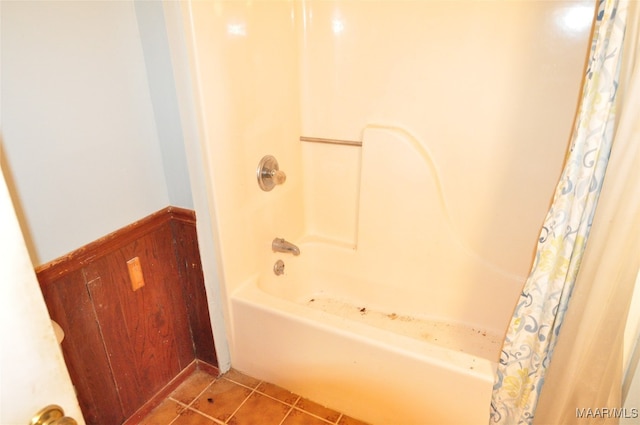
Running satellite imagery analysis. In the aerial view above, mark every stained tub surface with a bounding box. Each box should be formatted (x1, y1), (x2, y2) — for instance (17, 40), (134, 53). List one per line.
(230, 241), (502, 425)
(227, 127), (523, 424)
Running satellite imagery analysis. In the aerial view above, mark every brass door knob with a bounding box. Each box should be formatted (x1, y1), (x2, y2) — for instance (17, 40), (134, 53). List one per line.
(30, 405), (77, 425)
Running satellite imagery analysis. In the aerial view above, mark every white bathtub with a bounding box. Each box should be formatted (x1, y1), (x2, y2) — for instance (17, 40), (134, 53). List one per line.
(228, 127), (527, 424)
(230, 239), (504, 425)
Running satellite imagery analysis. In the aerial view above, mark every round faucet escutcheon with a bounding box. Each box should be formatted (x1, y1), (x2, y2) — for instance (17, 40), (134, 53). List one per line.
(257, 155), (286, 191)
(274, 260), (285, 276)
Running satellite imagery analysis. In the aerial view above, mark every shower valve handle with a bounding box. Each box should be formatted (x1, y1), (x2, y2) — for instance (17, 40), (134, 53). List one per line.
(257, 155), (286, 191)
(269, 169), (287, 185)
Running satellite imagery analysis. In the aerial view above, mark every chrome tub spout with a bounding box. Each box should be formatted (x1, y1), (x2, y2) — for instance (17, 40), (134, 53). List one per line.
(272, 238), (300, 256)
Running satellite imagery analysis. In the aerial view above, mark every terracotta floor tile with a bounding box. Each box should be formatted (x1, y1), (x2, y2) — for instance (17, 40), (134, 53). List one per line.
(282, 408), (331, 425)
(295, 398), (341, 423)
(227, 392), (290, 425)
(136, 368), (373, 425)
(221, 369), (261, 389)
(338, 415), (370, 425)
(256, 381), (299, 405)
(170, 369), (216, 405)
(170, 407), (218, 425)
(191, 378), (252, 422)
(138, 399), (185, 425)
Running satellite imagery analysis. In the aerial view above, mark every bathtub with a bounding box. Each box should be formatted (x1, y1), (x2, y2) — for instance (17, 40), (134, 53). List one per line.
(231, 239), (505, 425)
(228, 127), (525, 424)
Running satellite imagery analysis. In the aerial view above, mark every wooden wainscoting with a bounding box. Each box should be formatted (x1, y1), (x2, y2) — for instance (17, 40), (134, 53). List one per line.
(37, 206), (217, 425)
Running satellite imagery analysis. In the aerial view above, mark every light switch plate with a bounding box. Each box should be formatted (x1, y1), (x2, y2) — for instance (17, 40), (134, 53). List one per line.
(127, 257), (145, 291)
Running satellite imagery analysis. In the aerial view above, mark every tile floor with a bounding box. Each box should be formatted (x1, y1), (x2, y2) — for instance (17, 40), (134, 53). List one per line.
(139, 368), (370, 425)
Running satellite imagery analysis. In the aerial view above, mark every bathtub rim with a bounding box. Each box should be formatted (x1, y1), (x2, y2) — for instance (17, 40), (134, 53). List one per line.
(259, 235), (515, 341)
(230, 275), (499, 381)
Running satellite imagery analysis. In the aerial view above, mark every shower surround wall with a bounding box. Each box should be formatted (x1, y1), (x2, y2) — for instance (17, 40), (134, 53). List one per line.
(180, 1), (594, 423)
(299, 1), (594, 275)
(182, 0), (305, 303)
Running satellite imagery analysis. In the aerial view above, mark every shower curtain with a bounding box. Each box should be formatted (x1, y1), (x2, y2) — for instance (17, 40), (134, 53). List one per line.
(490, 1), (631, 424)
(534, 0), (640, 422)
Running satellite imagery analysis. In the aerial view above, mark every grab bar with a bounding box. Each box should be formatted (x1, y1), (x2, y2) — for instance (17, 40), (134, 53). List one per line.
(300, 136), (362, 147)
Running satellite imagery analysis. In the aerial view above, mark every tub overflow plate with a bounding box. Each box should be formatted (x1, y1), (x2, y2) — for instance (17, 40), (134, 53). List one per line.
(273, 259), (285, 276)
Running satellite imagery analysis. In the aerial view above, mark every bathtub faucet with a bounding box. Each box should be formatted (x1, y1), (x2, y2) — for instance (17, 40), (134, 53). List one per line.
(272, 237), (300, 256)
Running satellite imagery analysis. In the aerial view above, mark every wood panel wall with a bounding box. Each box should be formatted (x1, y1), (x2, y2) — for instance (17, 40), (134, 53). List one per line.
(37, 207), (217, 425)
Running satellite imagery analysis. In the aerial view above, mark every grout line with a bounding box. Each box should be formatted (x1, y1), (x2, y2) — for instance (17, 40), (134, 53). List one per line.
(154, 370), (356, 425)
(230, 381), (342, 424)
(225, 378), (301, 409)
(185, 406), (225, 425)
(221, 375), (261, 391)
(174, 394), (226, 425)
(167, 375), (221, 424)
(277, 405), (295, 425)
(289, 405), (338, 425)
(254, 390), (301, 410)
(170, 380), (212, 410)
(222, 380), (338, 425)
(223, 381), (260, 424)
(165, 400), (190, 425)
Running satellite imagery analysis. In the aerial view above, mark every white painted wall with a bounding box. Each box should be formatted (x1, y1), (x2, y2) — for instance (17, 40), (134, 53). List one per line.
(0, 0), (231, 409)
(134, 1), (193, 210)
(162, 0), (231, 371)
(1, 0), (191, 265)
(0, 4), (82, 423)
(1, 0), (230, 376)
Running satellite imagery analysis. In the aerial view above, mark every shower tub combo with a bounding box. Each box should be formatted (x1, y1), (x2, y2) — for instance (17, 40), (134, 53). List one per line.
(230, 127), (523, 425)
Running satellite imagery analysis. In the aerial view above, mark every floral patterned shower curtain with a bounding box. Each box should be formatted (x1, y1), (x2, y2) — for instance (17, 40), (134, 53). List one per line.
(489, 1), (629, 424)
